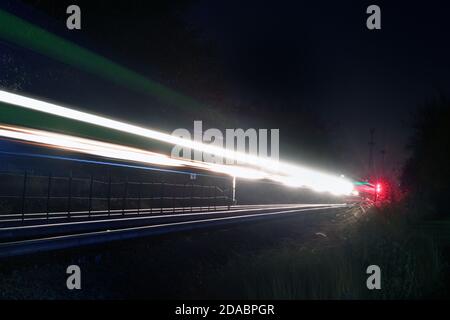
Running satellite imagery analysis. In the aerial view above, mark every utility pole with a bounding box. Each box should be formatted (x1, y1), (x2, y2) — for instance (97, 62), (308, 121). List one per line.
(380, 148), (386, 177)
(232, 176), (236, 205)
(368, 128), (375, 180)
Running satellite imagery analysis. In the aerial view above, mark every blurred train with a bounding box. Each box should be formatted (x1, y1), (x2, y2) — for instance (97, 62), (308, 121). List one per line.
(346, 180), (388, 203)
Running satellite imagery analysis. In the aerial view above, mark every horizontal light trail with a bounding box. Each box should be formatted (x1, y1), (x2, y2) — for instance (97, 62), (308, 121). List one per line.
(0, 124), (271, 181)
(0, 150), (216, 177)
(0, 90), (354, 195)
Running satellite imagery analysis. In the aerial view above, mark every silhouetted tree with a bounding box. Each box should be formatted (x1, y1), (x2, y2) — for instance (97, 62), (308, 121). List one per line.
(401, 97), (450, 218)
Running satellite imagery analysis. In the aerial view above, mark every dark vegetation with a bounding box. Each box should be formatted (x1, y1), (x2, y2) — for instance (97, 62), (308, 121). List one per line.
(401, 97), (450, 220)
(200, 205), (445, 299)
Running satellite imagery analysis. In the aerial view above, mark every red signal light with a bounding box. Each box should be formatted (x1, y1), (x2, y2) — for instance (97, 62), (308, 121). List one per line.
(376, 183), (382, 194)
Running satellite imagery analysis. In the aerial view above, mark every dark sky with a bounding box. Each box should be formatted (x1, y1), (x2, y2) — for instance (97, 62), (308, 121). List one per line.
(186, 0), (450, 175)
(1, 0), (450, 179)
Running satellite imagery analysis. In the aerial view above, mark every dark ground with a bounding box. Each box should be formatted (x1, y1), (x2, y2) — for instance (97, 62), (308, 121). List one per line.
(1, 203), (447, 300)
(0, 207), (353, 299)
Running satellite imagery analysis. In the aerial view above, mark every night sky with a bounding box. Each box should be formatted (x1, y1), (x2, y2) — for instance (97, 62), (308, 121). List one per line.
(1, 0), (450, 180)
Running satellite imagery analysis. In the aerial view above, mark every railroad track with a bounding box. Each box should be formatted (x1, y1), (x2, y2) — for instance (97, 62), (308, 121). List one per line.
(0, 203), (347, 258)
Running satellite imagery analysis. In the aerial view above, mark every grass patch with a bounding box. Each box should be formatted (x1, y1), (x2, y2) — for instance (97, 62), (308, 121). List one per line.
(200, 205), (446, 299)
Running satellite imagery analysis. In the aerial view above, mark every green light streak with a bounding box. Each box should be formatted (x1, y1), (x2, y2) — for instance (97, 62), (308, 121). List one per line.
(0, 9), (204, 112)
(354, 181), (371, 185)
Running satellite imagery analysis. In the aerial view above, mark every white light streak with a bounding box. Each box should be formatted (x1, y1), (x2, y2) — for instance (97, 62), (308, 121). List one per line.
(0, 125), (270, 180)
(0, 90), (354, 195)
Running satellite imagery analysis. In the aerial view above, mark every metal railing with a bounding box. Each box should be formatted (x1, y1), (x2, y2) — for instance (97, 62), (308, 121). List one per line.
(0, 169), (233, 224)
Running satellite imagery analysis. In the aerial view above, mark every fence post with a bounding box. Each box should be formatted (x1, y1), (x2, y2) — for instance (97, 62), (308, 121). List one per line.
(107, 174), (111, 216)
(183, 183), (186, 213)
(21, 170), (27, 222)
(214, 185), (217, 211)
(88, 174), (93, 217)
(190, 182), (193, 212)
(200, 183), (204, 212)
(46, 172), (52, 219)
(208, 185), (211, 211)
(172, 183), (176, 213)
(122, 177), (128, 216)
(228, 178), (233, 210)
(232, 176), (236, 205)
(67, 171), (72, 218)
(160, 181), (164, 214)
(150, 181), (153, 214)
(138, 181), (142, 214)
